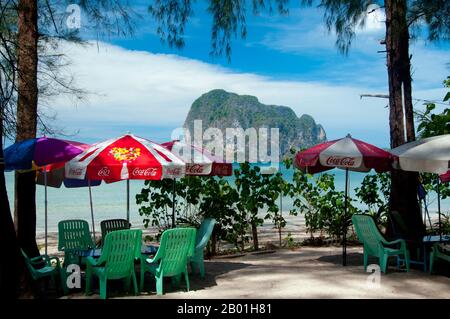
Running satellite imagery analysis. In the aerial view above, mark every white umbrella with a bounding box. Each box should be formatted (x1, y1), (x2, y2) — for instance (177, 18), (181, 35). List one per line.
(390, 134), (450, 240)
(390, 135), (450, 174)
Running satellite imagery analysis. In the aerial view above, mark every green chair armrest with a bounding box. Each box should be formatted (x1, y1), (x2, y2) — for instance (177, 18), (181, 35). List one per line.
(195, 237), (210, 251)
(86, 256), (99, 267)
(382, 238), (406, 248)
(30, 255), (47, 263)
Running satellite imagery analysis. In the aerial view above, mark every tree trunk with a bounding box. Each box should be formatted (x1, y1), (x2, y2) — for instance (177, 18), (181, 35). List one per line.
(14, 0), (39, 257)
(0, 114), (22, 299)
(385, 0), (425, 250)
(251, 220), (259, 251)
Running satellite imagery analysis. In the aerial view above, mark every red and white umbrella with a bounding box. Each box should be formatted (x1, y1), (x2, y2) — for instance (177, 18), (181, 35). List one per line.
(440, 171), (450, 183)
(161, 140), (232, 227)
(294, 134), (394, 173)
(161, 140), (232, 176)
(65, 133), (185, 222)
(294, 134), (395, 266)
(66, 134), (185, 181)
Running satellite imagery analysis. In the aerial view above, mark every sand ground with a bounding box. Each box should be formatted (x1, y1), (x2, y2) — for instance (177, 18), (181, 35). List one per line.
(60, 246), (449, 299)
(38, 216), (449, 299)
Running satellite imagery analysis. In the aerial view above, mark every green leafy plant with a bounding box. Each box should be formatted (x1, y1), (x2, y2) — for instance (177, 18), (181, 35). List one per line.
(284, 232), (295, 249)
(284, 149), (357, 240)
(234, 162), (281, 251)
(354, 173), (391, 226)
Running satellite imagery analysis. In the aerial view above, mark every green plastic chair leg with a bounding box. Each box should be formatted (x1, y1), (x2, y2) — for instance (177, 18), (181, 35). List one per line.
(132, 271), (138, 295)
(363, 251), (368, 271)
(404, 250), (410, 272)
(100, 277), (107, 299)
(429, 251), (435, 274)
(59, 268), (68, 295)
(380, 254), (388, 273)
(184, 271), (190, 292)
(156, 275), (163, 295)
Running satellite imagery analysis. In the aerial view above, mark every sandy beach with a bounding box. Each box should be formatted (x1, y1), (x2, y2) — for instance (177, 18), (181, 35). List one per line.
(37, 213), (312, 256)
(60, 246), (450, 299)
(33, 214), (449, 300)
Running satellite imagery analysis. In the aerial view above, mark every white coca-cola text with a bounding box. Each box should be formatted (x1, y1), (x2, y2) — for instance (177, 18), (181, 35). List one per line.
(132, 167), (158, 177)
(325, 156), (356, 167)
(98, 167), (111, 177)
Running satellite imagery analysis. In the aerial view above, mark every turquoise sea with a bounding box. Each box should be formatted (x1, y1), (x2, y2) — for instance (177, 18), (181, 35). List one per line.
(4, 163), (448, 234)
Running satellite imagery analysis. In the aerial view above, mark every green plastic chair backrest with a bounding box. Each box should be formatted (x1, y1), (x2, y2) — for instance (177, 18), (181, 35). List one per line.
(58, 219), (94, 251)
(21, 249), (38, 279)
(155, 228), (196, 277)
(352, 214), (387, 257)
(99, 229), (142, 279)
(196, 218), (216, 251)
(100, 219), (131, 246)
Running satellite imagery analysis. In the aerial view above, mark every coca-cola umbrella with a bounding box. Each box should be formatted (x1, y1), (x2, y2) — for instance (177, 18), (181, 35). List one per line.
(294, 134), (395, 266)
(4, 137), (88, 254)
(65, 133), (186, 223)
(390, 134), (450, 241)
(440, 171), (450, 183)
(162, 140), (233, 227)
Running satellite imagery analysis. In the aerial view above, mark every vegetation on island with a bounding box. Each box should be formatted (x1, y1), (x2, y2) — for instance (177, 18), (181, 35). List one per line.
(184, 89), (327, 157)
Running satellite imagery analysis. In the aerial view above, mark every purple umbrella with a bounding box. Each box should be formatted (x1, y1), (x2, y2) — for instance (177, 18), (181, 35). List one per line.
(4, 137), (88, 254)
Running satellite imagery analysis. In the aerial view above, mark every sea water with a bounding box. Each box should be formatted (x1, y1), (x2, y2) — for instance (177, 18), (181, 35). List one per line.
(4, 164), (448, 234)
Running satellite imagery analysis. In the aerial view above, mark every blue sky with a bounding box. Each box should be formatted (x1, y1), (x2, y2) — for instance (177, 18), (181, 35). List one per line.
(44, 1), (449, 149)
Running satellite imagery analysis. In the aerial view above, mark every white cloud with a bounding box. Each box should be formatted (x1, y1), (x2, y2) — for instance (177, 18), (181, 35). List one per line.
(47, 40), (447, 147)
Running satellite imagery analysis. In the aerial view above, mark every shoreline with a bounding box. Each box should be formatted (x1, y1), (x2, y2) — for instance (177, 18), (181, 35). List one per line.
(36, 214), (310, 255)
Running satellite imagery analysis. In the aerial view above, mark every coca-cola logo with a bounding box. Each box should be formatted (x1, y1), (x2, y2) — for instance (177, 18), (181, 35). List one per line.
(166, 167), (181, 176)
(187, 164), (204, 174)
(132, 168), (158, 177)
(325, 156), (356, 167)
(98, 167), (111, 177)
(69, 168), (83, 176)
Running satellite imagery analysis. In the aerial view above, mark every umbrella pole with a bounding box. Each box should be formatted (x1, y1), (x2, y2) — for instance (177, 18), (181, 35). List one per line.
(437, 176), (442, 242)
(88, 180), (96, 244)
(126, 179), (130, 223)
(172, 178), (176, 228)
(343, 168), (349, 266)
(44, 167), (48, 256)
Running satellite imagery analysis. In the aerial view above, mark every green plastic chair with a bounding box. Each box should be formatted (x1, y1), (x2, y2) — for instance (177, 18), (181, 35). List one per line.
(190, 218), (216, 278)
(85, 229), (142, 299)
(352, 214), (410, 273)
(429, 243), (450, 273)
(140, 227), (196, 295)
(21, 249), (68, 295)
(100, 219), (131, 247)
(58, 219), (95, 266)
